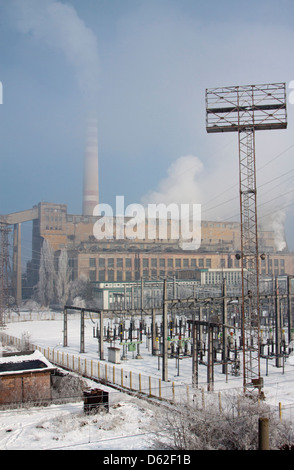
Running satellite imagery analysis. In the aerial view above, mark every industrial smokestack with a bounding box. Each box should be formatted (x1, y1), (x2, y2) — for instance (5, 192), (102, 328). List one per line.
(82, 118), (99, 216)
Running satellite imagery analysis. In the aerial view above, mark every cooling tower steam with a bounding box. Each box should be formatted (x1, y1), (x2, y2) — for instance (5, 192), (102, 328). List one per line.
(7, 0), (101, 215)
(141, 155), (204, 207)
(6, 0), (100, 107)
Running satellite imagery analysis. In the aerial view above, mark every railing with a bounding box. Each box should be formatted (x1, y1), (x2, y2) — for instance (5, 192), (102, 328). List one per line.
(0, 331), (292, 424)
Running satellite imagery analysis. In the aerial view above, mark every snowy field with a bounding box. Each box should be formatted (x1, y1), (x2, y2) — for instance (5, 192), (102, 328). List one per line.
(1, 311), (294, 451)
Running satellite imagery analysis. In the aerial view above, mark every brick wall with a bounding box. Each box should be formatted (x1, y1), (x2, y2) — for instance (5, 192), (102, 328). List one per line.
(0, 371), (52, 405)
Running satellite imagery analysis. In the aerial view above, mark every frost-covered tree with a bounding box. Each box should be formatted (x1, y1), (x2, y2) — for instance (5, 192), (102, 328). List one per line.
(153, 393), (293, 450)
(56, 249), (70, 306)
(37, 240), (55, 307)
(68, 274), (93, 307)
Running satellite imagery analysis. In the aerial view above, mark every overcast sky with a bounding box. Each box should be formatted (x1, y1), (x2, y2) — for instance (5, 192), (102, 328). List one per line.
(1, 0), (294, 252)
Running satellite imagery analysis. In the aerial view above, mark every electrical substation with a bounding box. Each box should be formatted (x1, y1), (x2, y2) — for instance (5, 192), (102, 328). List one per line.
(0, 82), (293, 406)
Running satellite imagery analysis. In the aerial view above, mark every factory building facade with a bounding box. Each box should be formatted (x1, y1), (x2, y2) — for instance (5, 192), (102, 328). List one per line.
(26, 201), (294, 289)
(2, 119), (294, 304)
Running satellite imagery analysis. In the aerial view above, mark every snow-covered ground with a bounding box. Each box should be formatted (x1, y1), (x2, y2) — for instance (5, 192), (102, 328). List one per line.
(0, 392), (159, 450)
(1, 311), (294, 450)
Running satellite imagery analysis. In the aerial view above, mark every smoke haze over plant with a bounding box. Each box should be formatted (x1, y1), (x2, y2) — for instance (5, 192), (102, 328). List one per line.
(0, 0), (294, 252)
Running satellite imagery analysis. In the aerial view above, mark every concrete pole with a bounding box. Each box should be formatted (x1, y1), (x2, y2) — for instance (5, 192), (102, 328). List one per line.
(275, 277), (282, 367)
(152, 308), (157, 355)
(207, 324), (214, 391)
(80, 308), (85, 353)
(222, 278), (228, 374)
(287, 276), (293, 344)
(63, 307), (68, 347)
(192, 321), (198, 388)
(99, 310), (104, 360)
(141, 278), (144, 321)
(162, 279), (168, 381)
(258, 417), (270, 450)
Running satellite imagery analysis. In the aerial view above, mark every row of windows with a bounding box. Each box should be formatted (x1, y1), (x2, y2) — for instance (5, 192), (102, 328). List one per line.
(89, 257), (213, 269)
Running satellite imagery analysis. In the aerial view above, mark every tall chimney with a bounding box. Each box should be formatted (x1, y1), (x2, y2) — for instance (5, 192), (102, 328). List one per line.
(82, 118), (99, 216)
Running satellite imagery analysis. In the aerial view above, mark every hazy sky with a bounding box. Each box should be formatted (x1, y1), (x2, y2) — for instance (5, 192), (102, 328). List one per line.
(1, 0), (294, 251)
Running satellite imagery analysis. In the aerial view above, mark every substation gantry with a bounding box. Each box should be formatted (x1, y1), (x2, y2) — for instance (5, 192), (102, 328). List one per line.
(205, 82), (288, 394)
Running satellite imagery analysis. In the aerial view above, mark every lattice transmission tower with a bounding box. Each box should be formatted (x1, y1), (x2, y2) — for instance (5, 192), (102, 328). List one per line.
(206, 83), (287, 394)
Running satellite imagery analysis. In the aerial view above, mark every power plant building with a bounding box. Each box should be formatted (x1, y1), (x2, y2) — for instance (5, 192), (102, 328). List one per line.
(23, 201), (294, 287)
(2, 118), (294, 304)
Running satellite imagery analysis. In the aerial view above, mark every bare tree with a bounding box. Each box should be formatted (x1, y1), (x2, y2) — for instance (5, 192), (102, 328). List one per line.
(56, 249), (70, 307)
(37, 240), (55, 307)
(153, 393), (293, 450)
(68, 274), (93, 307)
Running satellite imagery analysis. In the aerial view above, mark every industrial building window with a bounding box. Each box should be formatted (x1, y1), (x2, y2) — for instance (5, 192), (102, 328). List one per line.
(151, 258), (157, 267)
(143, 269), (149, 278)
(199, 259), (204, 267)
(168, 259), (173, 267)
(160, 258), (165, 267)
(117, 258), (123, 268)
(89, 258), (96, 267)
(143, 258), (149, 268)
(117, 271), (123, 281)
(108, 258), (114, 268)
(89, 270), (96, 281)
(206, 259), (211, 268)
(108, 270), (114, 281)
(183, 259), (189, 267)
(175, 259), (181, 267)
(125, 259), (132, 268)
(99, 270), (105, 281)
(191, 259), (196, 267)
(99, 258), (105, 267)
(126, 271), (132, 281)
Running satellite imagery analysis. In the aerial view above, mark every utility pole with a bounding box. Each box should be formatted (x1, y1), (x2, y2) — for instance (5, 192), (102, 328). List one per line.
(141, 278), (144, 322)
(192, 321), (198, 387)
(275, 277), (282, 368)
(80, 308), (85, 353)
(63, 306), (68, 347)
(287, 276), (293, 344)
(162, 279), (168, 381)
(207, 323), (214, 391)
(222, 278), (228, 374)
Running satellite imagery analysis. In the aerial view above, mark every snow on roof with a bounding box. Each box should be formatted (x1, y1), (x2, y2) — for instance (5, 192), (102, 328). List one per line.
(0, 350), (56, 376)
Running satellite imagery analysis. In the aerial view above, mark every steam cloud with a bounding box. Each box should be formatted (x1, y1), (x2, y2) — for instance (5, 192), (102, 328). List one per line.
(141, 155), (204, 207)
(7, 0), (100, 107)
(142, 154), (291, 252)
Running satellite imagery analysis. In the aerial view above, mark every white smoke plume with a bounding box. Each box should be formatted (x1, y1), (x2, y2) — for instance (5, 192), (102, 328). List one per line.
(141, 155), (204, 207)
(142, 153), (292, 252)
(7, 0), (100, 106)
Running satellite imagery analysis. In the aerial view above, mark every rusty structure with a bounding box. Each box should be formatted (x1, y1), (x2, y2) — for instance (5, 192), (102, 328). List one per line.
(206, 82), (288, 393)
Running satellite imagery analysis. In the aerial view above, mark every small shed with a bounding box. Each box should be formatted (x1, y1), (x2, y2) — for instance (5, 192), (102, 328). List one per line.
(108, 346), (121, 364)
(0, 350), (56, 406)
